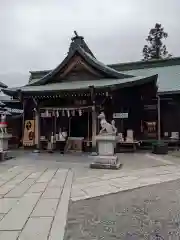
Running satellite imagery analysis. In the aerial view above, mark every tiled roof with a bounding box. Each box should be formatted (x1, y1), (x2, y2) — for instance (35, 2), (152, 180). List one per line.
(120, 65), (180, 93)
(5, 107), (23, 114)
(27, 46), (134, 87)
(2, 75), (157, 96)
(0, 81), (8, 88)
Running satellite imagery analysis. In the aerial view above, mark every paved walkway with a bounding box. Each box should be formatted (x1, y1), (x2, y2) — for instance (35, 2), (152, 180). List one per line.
(0, 152), (179, 239)
(71, 164), (180, 201)
(0, 166), (73, 240)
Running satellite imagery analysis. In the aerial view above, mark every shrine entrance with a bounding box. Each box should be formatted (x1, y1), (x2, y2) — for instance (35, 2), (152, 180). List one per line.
(70, 111), (92, 139)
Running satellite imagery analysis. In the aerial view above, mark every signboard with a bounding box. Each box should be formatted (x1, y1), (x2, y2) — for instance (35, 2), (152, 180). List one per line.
(113, 113), (128, 119)
(23, 120), (35, 146)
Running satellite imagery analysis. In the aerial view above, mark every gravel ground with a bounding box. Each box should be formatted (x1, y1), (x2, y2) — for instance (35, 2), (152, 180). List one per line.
(64, 180), (180, 240)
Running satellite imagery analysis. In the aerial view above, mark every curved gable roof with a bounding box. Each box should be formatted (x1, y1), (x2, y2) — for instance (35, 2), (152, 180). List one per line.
(28, 45), (135, 86)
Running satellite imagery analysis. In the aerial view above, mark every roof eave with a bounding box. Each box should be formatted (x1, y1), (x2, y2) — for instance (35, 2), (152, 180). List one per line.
(6, 75), (157, 96)
(158, 90), (180, 96)
(2, 88), (18, 97)
(0, 82), (8, 89)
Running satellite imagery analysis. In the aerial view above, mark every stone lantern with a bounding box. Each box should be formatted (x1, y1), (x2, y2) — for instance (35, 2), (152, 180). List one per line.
(0, 113), (12, 160)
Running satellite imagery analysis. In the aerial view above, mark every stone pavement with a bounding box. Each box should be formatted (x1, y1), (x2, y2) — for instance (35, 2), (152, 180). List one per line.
(71, 164), (180, 201)
(0, 165), (73, 240)
(0, 151), (179, 239)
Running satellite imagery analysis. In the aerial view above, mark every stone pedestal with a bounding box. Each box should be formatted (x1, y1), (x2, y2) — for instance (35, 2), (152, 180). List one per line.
(90, 135), (122, 169)
(0, 133), (12, 161)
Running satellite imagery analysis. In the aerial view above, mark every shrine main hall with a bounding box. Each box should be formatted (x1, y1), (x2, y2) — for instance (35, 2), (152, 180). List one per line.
(3, 31), (180, 152)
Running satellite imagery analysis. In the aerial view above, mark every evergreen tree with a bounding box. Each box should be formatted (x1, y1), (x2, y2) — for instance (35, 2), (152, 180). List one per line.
(143, 23), (172, 60)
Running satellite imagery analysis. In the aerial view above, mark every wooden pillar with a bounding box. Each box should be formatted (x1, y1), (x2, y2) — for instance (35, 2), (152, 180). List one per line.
(17, 90), (24, 146)
(157, 95), (161, 141)
(22, 99), (25, 144)
(92, 105), (97, 148)
(32, 97), (40, 152)
(35, 108), (40, 149)
(89, 86), (97, 151)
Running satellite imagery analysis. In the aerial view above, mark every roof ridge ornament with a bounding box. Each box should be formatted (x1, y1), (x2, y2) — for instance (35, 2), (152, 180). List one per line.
(71, 30), (84, 41)
(74, 31), (78, 37)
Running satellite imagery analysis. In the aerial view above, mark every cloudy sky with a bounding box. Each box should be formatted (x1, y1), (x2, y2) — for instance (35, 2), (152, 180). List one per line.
(0, 0), (179, 87)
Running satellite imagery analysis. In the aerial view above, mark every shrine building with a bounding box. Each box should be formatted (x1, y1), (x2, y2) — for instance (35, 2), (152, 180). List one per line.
(3, 31), (180, 152)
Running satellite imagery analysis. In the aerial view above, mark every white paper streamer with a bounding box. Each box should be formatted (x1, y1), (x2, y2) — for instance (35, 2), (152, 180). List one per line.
(56, 110), (59, 118)
(79, 109), (82, 116)
(62, 110), (65, 116)
(45, 110), (49, 117)
(67, 110), (70, 117)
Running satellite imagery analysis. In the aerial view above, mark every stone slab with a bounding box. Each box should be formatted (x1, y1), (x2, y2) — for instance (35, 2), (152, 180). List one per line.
(0, 193), (41, 230)
(5, 178), (36, 198)
(71, 189), (88, 199)
(0, 231), (20, 239)
(19, 217), (52, 240)
(36, 170), (57, 183)
(74, 176), (100, 184)
(48, 170), (67, 188)
(28, 183), (48, 193)
(0, 168), (22, 182)
(42, 187), (63, 199)
(11, 170), (33, 184)
(73, 179), (111, 189)
(83, 184), (119, 199)
(0, 167), (31, 180)
(0, 214), (5, 220)
(0, 198), (19, 214)
(48, 178), (65, 188)
(0, 171), (35, 196)
(0, 171), (34, 196)
(31, 199), (58, 217)
(0, 184), (16, 195)
(49, 170), (73, 240)
(27, 171), (45, 179)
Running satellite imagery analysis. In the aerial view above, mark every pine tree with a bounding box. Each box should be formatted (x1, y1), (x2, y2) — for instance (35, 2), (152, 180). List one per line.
(143, 23), (172, 60)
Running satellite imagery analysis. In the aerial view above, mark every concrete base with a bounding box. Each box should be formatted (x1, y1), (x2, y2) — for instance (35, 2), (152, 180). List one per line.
(90, 161), (122, 170)
(0, 133), (12, 151)
(90, 155), (122, 170)
(0, 151), (13, 161)
(89, 134), (121, 170)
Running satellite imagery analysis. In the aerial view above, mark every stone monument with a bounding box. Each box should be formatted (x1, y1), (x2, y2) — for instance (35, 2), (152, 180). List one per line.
(90, 112), (122, 169)
(0, 114), (12, 160)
